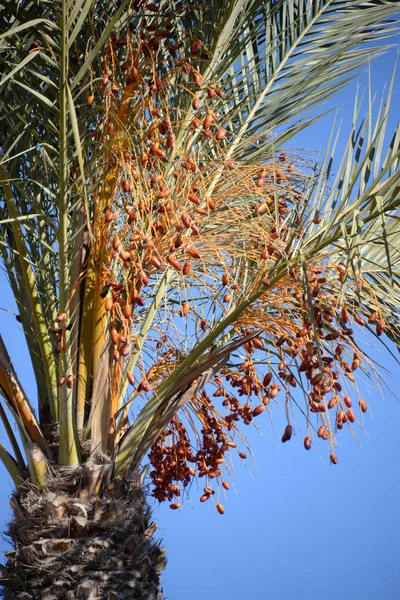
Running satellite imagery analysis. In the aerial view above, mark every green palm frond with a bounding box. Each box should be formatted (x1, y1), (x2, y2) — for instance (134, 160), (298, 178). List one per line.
(0, 0), (399, 500)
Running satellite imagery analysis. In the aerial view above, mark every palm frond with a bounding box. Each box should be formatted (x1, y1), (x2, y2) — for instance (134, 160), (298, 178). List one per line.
(0, 0), (399, 509)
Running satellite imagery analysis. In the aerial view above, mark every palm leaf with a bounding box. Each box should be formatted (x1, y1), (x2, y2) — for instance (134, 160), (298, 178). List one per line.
(0, 0), (399, 499)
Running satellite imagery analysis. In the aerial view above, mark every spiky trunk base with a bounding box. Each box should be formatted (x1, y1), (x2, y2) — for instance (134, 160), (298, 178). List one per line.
(1, 461), (166, 599)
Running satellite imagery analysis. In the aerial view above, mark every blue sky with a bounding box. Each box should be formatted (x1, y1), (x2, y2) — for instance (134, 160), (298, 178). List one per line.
(0, 41), (399, 600)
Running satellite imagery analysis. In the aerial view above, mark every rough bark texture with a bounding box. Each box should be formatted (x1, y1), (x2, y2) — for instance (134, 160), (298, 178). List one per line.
(1, 460), (166, 599)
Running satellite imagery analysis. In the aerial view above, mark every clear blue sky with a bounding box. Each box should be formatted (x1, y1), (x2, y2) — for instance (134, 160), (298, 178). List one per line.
(0, 44), (399, 600)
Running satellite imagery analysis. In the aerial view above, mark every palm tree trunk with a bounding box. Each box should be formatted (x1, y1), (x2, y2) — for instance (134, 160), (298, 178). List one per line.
(1, 458), (166, 600)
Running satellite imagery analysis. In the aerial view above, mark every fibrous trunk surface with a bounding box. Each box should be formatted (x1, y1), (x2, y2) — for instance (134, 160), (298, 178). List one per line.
(1, 461), (166, 600)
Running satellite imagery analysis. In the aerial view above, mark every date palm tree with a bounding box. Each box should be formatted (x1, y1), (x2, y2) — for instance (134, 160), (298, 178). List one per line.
(0, 0), (399, 597)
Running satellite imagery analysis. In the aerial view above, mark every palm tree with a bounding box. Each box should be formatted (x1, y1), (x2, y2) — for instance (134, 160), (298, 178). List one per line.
(0, 0), (399, 597)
